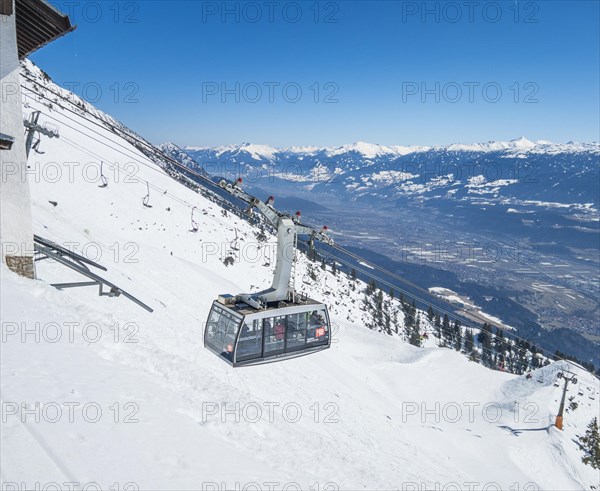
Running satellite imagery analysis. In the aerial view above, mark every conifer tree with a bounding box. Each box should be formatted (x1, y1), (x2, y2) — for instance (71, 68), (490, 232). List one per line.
(393, 309), (400, 334)
(464, 328), (475, 356)
(434, 314), (441, 342)
(375, 290), (384, 329)
(494, 328), (505, 358)
(366, 279), (377, 296)
(530, 345), (541, 369)
(401, 296), (410, 315)
(517, 342), (528, 374)
(384, 308), (392, 335)
(409, 315), (422, 347)
(478, 323), (494, 367)
(579, 417), (600, 469)
(403, 301), (415, 342)
(362, 285), (372, 313)
(453, 320), (462, 351)
(442, 314), (451, 346)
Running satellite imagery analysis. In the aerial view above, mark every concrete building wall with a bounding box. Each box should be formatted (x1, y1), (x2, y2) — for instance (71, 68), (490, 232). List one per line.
(0, 0), (35, 278)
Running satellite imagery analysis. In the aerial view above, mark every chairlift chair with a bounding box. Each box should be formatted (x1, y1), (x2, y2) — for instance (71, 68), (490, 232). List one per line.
(230, 228), (240, 251)
(98, 161), (108, 188)
(142, 181), (152, 208)
(190, 206), (199, 232)
(32, 136), (45, 154)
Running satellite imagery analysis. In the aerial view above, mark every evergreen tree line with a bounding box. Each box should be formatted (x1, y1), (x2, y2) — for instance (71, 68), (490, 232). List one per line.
(360, 277), (426, 348)
(348, 270), (552, 376)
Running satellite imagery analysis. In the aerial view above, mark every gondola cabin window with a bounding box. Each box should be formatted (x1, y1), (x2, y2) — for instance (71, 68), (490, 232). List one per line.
(205, 305), (241, 362)
(236, 319), (263, 362)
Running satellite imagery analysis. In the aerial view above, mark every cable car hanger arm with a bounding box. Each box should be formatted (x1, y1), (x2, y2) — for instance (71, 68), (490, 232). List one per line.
(217, 178), (333, 247)
(295, 224), (334, 246)
(217, 178), (332, 308)
(218, 178), (279, 226)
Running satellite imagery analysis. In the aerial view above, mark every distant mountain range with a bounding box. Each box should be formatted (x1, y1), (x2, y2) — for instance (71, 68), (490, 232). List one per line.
(183, 138), (599, 162)
(172, 139), (599, 221)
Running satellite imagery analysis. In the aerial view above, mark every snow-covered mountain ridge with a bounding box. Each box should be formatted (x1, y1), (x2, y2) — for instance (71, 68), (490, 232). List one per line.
(185, 138), (599, 161)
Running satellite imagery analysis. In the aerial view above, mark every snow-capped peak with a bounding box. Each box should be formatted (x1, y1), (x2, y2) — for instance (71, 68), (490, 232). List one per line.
(324, 141), (431, 158)
(326, 141), (394, 158)
(511, 136), (537, 148)
(184, 143), (279, 161)
(446, 137), (536, 153)
(234, 142), (279, 160)
(159, 141), (181, 152)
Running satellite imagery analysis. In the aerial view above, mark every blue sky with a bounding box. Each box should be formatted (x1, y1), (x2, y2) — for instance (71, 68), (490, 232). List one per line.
(34, 1), (599, 147)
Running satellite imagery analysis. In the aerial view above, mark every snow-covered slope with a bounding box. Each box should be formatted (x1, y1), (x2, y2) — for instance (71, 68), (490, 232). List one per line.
(2, 62), (599, 489)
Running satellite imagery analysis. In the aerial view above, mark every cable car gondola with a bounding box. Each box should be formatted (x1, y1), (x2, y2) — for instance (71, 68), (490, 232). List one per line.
(205, 295), (330, 366)
(203, 179), (333, 366)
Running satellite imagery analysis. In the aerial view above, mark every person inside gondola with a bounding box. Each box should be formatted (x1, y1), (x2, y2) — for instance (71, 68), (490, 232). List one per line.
(274, 320), (285, 342)
(241, 322), (251, 338)
(263, 318), (285, 351)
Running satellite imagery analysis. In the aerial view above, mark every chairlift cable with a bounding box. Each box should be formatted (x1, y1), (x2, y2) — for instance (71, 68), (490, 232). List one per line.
(22, 82), (223, 194)
(24, 96), (253, 233)
(56, 134), (237, 232)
